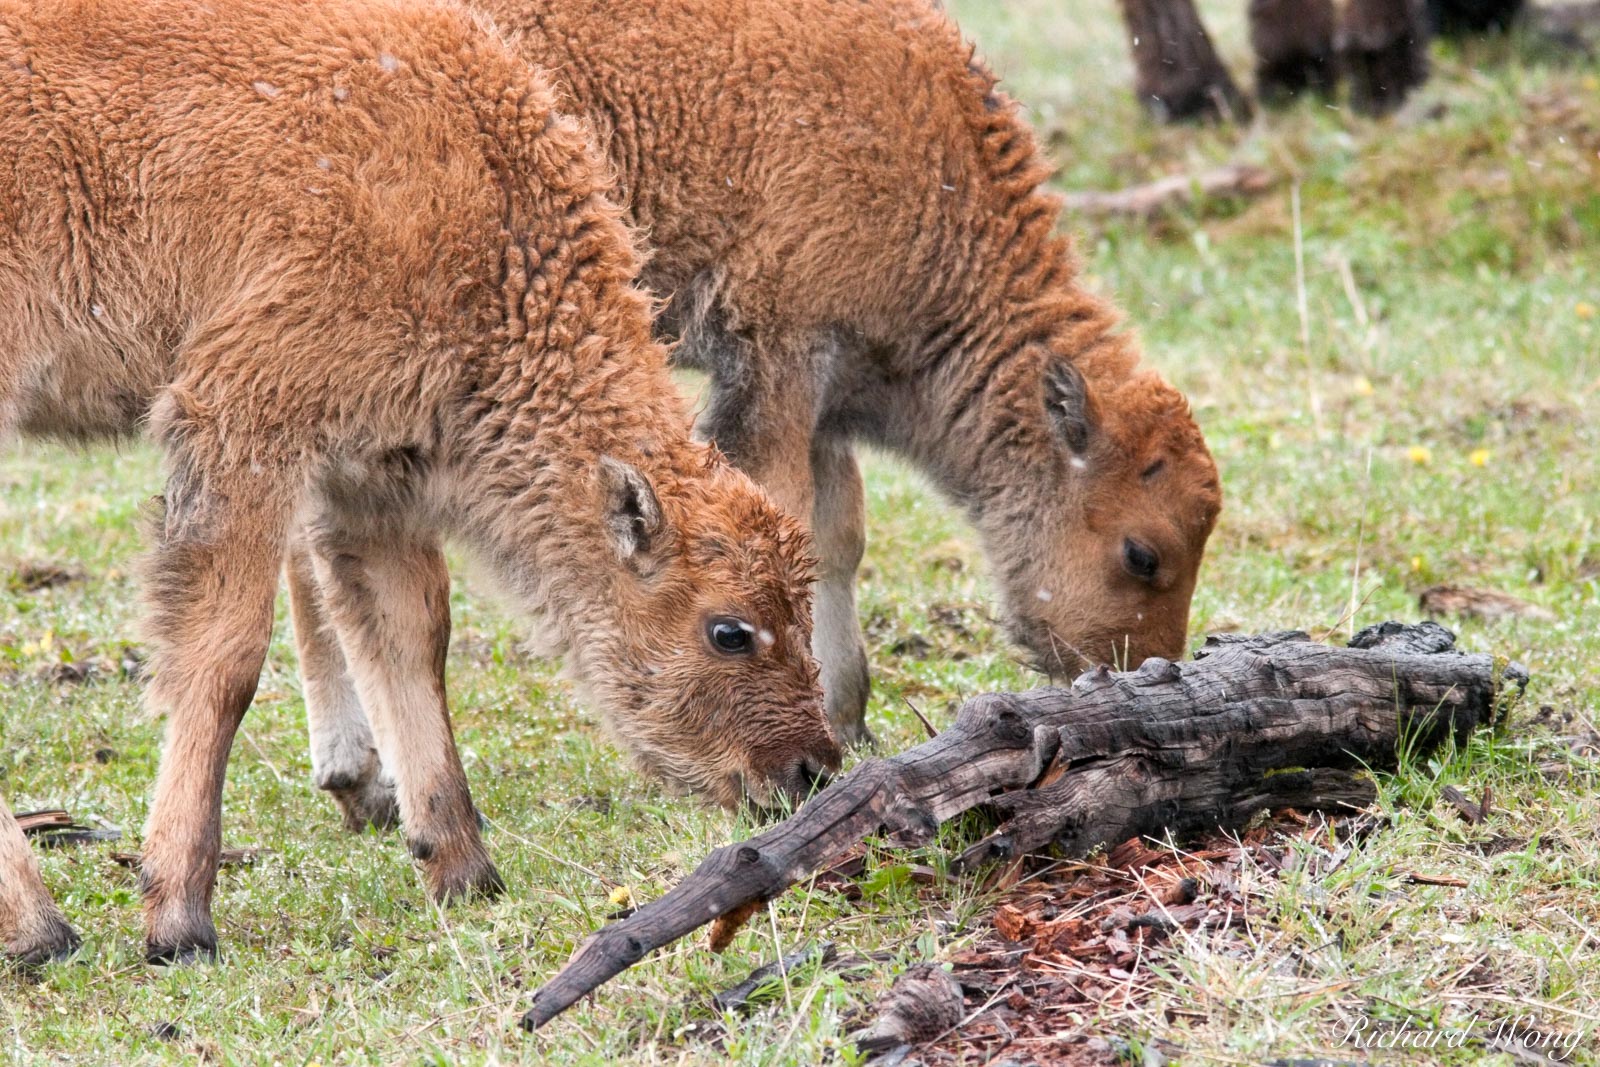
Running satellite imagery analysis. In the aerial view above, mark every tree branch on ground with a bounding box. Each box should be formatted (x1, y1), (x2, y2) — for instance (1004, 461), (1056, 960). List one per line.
(522, 622), (1527, 1031)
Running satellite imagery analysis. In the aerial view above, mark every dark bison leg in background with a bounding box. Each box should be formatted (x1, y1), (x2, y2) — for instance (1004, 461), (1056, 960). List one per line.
(1527, 0), (1600, 49)
(1341, 0), (1431, 114)
(1119, 0), (1252, 121)
(522, 622), (1527, 1030)
(1428, 0), (1526, 35)
(1250, 0), (1340, 104)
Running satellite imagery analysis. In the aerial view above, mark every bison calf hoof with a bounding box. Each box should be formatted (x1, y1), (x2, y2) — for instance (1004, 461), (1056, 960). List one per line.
(417, 845), (506, 905)
(143, 901), (219, 966)
(5, 916), (81, 967)
(144, 936), (219, 966)
(325, 776), (401, 833)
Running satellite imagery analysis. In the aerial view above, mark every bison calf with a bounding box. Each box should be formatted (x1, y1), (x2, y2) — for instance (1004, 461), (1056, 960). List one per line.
(293, 0), (1225, 811)
(488, 0), (1224, 731)
(0, 0), (838, 965)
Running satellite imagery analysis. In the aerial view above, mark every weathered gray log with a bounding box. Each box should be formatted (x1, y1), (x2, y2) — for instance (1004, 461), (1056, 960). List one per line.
(521, 622), (1525, 1030)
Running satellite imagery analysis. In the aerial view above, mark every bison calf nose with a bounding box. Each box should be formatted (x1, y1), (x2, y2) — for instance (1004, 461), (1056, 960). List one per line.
(799, 759), (832, 795)
(750, 755), (837, 815)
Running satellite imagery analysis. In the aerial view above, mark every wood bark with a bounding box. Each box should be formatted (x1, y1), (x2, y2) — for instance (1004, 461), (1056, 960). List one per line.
(522, 622), (1525, 1030)
(1119, 0), (1252, 122)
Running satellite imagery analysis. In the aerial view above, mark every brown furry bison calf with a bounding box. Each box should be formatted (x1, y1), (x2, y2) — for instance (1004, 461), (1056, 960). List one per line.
(0, 0), (838, 964)
(290, 0), (1223, 796)
(502, 0), (1224, 724)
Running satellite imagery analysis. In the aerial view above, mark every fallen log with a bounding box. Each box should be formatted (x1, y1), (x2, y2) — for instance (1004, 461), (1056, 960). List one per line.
(522, 622), (1526, 1030)
(1062, 164), (1275, 219)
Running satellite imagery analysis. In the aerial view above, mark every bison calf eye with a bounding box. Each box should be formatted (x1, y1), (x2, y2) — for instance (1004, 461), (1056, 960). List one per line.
(707, 616), (756, 655)
(1123, 539), (1160, 582)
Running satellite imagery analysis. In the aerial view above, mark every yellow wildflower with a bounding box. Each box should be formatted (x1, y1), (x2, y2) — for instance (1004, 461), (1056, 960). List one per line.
(608, 885), (635, 909)
(1470, 448), (1490, 467)
(1408, 445), (1432, 465)
(1577, 301), (1596, 320)
(1353, 375), (1375, 397)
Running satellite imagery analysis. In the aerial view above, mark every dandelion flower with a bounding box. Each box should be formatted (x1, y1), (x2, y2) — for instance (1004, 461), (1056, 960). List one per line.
(1577, 301), (1596, 320)
(1469, 448), (1490, 467)
(608, 884), (635, 909)
(1408, 445), (1432, 465)
(1353, 375), (1375, 397)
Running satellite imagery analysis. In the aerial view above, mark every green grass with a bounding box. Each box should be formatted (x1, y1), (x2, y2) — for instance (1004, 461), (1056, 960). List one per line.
(4, 2), (1600, 1063)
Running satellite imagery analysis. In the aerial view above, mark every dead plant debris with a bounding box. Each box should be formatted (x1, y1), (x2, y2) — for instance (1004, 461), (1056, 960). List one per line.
(917, 813), (1377, 1066)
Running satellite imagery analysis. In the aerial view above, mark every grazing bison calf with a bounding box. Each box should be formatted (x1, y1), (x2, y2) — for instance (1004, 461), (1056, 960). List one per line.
(488, 0), (1224, 731)
(0, 0), (838, 964)
(293, 0), (1224, 801)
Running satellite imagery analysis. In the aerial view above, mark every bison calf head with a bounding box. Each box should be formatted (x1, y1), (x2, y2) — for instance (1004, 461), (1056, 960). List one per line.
(984, 359), (1221, 677)
(574, 455), (840, 809)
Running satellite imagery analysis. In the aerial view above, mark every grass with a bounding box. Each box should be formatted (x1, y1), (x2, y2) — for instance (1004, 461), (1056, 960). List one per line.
(4, 1), (1599, 1063)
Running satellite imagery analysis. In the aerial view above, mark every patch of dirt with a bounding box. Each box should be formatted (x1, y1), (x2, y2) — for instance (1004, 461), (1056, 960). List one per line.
(7, 561), (85, 593)
(878, 603), (988, 665)
(31, 645), (145, 686)
(889, 634), (936, 660)
(915, 813), (1373, 1066)
(1419, 584), (1555, 623)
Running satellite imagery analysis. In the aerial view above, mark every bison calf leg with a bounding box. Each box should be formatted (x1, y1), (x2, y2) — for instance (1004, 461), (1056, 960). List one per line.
(811, 438), (872, 747)
(140, 463), (287, 962)
(286, 542), (399, 832)
(0, 797), (79, 965)
(695, 325), (867, 746)
(1341, 0), (1430, 115)
(1250, 0), (1339, 104)
(306, 525), (502, 904)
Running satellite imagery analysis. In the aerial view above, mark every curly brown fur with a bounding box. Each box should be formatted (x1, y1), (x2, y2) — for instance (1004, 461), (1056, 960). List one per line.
(476, 0), (1222, 722)
(0, 0), (837, 962)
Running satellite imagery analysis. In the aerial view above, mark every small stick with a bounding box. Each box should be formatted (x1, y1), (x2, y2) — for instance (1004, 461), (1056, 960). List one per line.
(901, 696), (939, 740)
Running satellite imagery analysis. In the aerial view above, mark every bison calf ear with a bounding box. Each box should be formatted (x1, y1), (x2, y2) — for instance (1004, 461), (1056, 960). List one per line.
(1043, 360), (1097, 456)
(598, 457), (666, 566)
